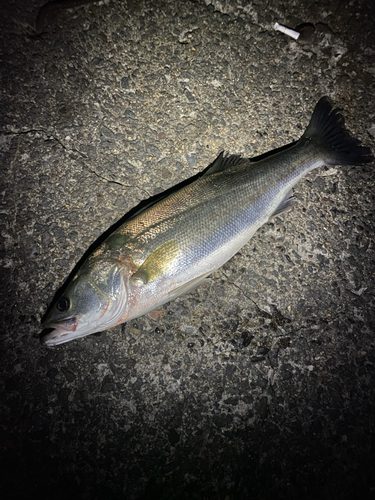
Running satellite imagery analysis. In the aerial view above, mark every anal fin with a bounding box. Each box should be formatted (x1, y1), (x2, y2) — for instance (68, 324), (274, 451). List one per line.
(270, 189), (299, 218)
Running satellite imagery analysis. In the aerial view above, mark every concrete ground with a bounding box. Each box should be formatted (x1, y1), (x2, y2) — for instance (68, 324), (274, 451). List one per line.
(1, 0), (375, 498)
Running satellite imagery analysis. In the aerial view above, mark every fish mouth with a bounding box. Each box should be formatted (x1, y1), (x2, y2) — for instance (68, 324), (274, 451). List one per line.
(41, 316), (78, 346)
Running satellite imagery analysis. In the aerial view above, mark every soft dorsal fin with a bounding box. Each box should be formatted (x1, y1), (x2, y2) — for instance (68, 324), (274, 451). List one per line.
(202, 151), (246, 177)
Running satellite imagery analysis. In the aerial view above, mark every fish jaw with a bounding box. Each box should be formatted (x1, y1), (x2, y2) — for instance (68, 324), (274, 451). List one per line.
(41, 304), (116, 346)
(42, 324), (77, 346)
(42, 326), (102, 346)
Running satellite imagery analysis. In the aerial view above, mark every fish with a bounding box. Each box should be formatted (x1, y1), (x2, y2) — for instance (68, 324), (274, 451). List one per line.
(41, 97), (373, 346)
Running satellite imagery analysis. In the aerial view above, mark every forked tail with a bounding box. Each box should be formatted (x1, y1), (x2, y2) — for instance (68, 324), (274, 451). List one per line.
(302, 97), (373, 166)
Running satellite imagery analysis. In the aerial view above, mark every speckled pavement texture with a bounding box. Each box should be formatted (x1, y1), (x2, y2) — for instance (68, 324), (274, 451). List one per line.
(1, 0), (375, 498)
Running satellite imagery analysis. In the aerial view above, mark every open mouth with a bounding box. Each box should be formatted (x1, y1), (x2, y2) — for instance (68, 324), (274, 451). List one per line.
(43, 316), (78, 332)
(41, 317), (78, 346)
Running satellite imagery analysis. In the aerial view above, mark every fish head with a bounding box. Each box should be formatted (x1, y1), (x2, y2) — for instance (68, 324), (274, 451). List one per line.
(42, 257), (128, 346)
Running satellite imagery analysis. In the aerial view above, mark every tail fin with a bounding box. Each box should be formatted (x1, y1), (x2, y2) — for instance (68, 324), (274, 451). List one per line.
(302, 97), (373, 166)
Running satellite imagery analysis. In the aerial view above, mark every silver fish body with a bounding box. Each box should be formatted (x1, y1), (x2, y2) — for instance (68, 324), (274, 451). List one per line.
(42, 98), (373, 345)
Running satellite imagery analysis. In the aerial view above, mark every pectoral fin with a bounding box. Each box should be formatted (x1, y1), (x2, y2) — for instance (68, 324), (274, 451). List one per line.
(132, 240), (179, 284)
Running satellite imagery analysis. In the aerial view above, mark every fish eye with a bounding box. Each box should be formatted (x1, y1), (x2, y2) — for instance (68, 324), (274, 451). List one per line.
(56, 297), (70, 312)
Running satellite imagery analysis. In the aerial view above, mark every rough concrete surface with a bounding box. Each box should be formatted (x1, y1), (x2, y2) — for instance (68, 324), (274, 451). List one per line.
(1, 0), (375, 498)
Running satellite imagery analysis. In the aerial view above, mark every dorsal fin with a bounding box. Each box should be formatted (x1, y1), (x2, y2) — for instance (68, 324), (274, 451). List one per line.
(202, 151), (246, 177)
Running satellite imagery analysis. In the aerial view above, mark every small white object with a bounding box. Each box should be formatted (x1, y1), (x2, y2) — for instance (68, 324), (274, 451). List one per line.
(274, 22), (300, 40)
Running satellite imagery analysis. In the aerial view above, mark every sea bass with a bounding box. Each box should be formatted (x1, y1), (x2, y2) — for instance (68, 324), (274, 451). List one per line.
(42, 97), (373, 346)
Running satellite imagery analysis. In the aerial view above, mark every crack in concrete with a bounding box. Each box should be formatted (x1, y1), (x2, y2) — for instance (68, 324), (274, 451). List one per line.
(2, 128), (152, 199)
